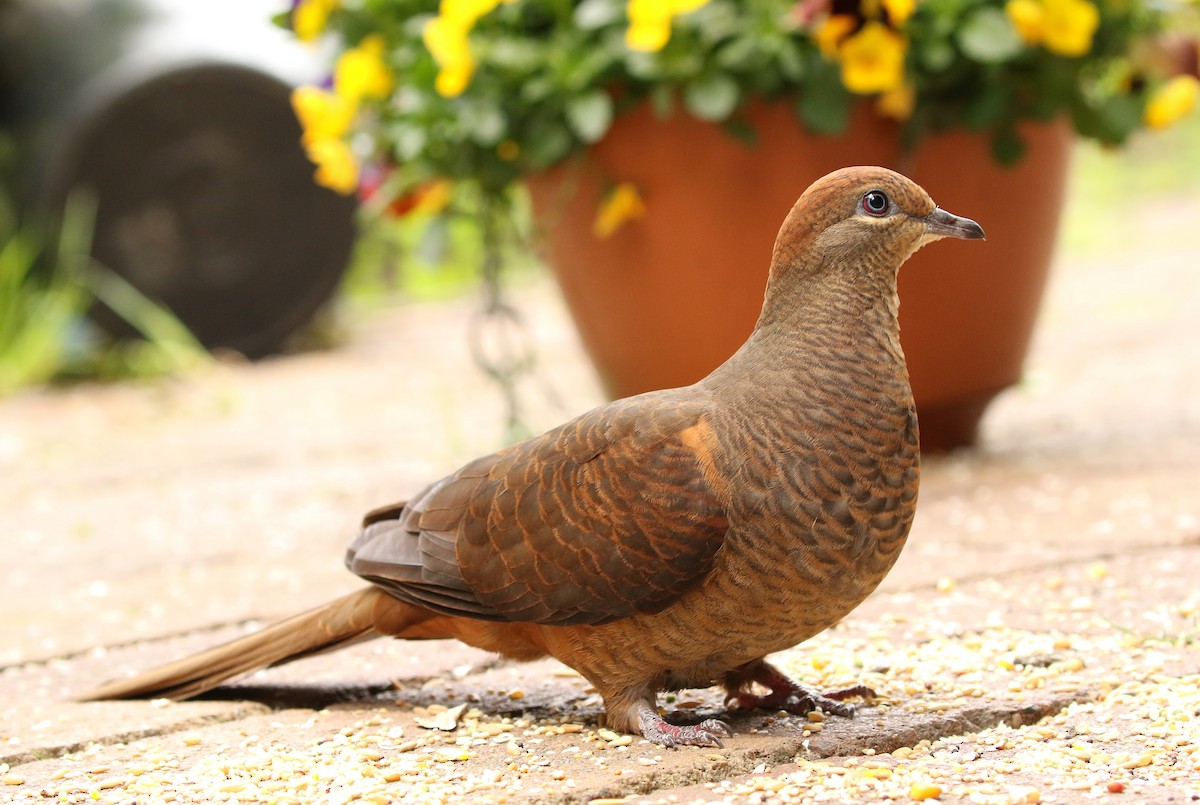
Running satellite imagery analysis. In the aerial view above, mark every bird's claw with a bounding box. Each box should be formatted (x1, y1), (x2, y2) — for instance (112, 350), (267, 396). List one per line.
(728, 683), (875, 719)
(638, 711), (732, 748)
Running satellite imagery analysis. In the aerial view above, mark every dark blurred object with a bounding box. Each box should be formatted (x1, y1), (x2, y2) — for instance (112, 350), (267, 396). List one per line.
(0, 0), (356, 358)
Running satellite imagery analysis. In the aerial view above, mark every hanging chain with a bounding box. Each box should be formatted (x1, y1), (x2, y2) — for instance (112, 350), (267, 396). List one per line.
(467, 203), (539, 444)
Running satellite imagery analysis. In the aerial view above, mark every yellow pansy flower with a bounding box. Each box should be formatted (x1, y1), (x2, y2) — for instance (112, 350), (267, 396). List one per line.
(335, 34), (394, 104)
(423, 15), (477, 97)
(1145, 75), (1200, 129)
(303, 138), (359, 195)
(291, 85), (356, 144)
(839, 22), (908, 95)
(816, 15), (858, 60)
(441, 0), (503, 27)
(421, 0), (510, 96)
(293, 0), (340, 42)
(625, 0), (711, 53)
(1040, 0), (1099, 57)
(1005, 0), (1045, 44)
(593, 183), (646, 237)
(882, 0), (917, 27)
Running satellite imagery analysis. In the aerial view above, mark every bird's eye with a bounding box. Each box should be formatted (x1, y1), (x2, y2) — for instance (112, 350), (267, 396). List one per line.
(862, 191), (890, 217)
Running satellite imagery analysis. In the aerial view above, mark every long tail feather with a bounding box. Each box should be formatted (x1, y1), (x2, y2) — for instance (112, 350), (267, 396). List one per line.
(78, 587), (405, 701)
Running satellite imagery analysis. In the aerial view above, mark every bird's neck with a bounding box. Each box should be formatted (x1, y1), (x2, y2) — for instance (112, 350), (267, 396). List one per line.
(706, 261), (909, 394)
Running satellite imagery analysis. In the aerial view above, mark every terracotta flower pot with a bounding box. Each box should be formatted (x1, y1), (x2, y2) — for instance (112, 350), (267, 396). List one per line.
(527, 103), (1072, 451)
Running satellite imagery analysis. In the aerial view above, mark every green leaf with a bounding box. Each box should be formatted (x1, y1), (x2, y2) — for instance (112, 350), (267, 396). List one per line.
(573, 0), (624, 30)
(415, 215), (451, 265)
(683, 73), (740, 121)
(796, 60), (850, 135)
(462, 102), (506, 146)
(916, 38), (956, 72)
(389, 123), (428, 161)
(722, 117), (759, 146)
(651, 84), (674, 118)
(964, 83), (1010, 129)
(565, 91), (614, 143)
(522, 124), (573, 168)
(956, 7), (1024, 64)
(991, 127), (1027, 164)
(776, 40), (806, 82)
(716, 34), (761, 71)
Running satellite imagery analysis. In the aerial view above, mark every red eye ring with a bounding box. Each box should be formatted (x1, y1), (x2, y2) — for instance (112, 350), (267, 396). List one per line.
(862, 191), (890, 217)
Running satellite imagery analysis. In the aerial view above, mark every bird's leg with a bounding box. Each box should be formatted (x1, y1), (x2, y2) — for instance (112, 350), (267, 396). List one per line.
(723, 659), (874, 719)
(604, 688), (731, 748)
(635, 703), (731, 749)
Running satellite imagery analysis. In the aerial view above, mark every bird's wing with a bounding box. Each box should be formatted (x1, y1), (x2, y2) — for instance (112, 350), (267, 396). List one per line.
(346, 391), (730, 626)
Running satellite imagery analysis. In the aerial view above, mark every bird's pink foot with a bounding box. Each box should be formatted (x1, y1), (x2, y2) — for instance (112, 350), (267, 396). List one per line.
(637, 709), (731, 748)
(725, 661), (875, 718)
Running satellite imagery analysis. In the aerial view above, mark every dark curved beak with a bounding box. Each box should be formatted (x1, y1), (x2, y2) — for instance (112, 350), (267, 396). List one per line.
(925, 207), (985, 241)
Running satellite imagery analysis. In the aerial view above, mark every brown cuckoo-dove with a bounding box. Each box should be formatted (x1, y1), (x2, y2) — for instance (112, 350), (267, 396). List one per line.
(81, 166), (985, 747)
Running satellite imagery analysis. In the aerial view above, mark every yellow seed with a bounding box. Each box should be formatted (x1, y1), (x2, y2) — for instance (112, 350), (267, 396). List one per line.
(910, 782), (942, 800)
(2, 774), (24, 786)
(182, 735), (202, 746)
(508, 690), (526, 700)
(936, 577), (955, 593)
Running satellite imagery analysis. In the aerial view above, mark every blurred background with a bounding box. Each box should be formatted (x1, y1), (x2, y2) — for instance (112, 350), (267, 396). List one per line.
(0, 0), (1196, 421)
(0, 0), (356, 390)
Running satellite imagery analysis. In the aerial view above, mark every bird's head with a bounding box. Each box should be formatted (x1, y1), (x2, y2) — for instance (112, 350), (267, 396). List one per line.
(770, 166), (984, 287)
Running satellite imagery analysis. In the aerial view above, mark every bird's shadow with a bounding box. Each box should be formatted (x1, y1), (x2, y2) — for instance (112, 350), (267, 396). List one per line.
(196, 681), (767, 739)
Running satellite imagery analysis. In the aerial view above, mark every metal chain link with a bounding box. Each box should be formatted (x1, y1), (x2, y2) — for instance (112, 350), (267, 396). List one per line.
(468, 207), (539, 443)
